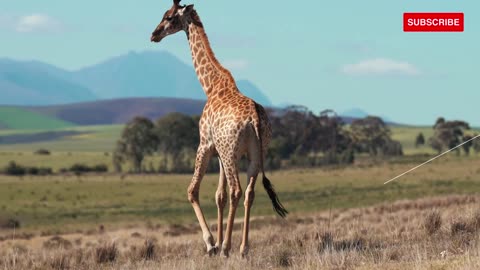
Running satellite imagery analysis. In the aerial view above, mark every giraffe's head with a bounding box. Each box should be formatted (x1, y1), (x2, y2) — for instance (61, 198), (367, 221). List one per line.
(150, 0), (196, 43)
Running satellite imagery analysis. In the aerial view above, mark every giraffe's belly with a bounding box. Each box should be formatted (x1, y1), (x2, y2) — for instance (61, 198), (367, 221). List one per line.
(209, 120), (256, 160)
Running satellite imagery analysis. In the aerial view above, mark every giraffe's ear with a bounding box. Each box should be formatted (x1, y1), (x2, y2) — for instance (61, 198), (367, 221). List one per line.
(185, 4), (194, 12)
(178, 4), (194, 15)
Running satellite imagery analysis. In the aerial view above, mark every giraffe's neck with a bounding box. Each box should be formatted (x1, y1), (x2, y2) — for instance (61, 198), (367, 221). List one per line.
(186, 13), (237, 98)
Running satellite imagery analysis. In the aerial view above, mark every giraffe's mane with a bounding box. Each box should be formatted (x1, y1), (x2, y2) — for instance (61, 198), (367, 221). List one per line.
(190, 9), (234, 82)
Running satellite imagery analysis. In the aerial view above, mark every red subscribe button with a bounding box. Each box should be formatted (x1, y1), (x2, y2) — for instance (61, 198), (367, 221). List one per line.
(404, 13), (464, 32)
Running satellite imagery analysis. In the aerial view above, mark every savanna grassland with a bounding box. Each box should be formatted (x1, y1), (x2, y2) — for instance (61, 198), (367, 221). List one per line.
(3, 193), (480, 269)
(0, 157), (479, 231)
(0, 125), (480, 269)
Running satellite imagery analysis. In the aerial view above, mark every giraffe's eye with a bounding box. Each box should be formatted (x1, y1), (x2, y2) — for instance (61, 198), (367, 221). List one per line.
(166, 16), (173, 21)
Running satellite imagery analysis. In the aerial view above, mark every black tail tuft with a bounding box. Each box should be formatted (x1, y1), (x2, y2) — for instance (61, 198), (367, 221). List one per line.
(262, 175), (288, 218)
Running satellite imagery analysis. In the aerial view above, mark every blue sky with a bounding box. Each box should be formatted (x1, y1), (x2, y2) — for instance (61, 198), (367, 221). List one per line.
(0, 0), (478, 126)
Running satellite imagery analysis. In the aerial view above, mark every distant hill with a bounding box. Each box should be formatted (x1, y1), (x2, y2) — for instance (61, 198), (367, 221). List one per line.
(73, 51), (272, 106)
(0, 51), (272, 106)
(0, 107), (75, 130)
(0, 59), (96, 105)
(0, 96), (403, 132)
(74, 51), (204, 100)
(26, 97), (206, 125)
(14, 97), (390, 127)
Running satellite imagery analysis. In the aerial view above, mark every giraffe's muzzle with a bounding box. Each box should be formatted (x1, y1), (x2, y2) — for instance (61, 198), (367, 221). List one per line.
(151, 35), (162, 42)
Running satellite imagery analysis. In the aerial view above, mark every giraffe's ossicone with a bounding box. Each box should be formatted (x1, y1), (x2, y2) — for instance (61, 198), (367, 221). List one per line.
(150, 0), (287, 257)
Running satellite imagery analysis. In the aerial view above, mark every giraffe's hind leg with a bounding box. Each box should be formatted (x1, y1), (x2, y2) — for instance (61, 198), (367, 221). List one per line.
(219, 155), (242, 257)
(187, 144), (216, 255)
(215, 157), (227, 251)
(240, 137), (261, 257)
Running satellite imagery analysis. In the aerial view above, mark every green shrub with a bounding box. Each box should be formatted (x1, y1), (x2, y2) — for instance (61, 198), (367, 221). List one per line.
(34, 149), (51, 155)
(4, 161), (26, 176)
(27, 167), (53, 176)
(93, 164), (108, 173)
(0, 218), (21, 229)
(2, 161), (53, 176)
(62, 163), (109, 175)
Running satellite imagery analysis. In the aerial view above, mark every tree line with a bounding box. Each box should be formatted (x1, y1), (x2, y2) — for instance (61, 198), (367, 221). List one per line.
(113, 106), (403, 173)
(415, 117), (480, 155)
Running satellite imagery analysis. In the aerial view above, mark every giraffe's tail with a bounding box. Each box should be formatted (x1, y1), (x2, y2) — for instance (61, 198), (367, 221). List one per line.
(262, 175), (288, 218)
(253, 102), (288, 218)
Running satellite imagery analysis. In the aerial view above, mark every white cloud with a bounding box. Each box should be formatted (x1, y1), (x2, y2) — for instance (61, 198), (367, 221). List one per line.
(223, 59), (249, 71)
(11, 14), (63, 33)
(342, 58), (421, 76)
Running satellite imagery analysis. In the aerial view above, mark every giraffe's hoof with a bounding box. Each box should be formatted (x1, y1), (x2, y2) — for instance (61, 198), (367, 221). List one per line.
(214, 243), (222, 254)
(240, 245), (249, 258)
(221, 247), (230, 258)
(207, 245), (218, 257)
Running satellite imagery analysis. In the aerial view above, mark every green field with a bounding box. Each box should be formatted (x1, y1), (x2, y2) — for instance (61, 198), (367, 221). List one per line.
(0, 124), (479, 232)
(0, 157), (479, 232)
(2, 123), (475, 152)
(0, 124), (478, 173)
(0, 125), (122, 153)
(390, 125), (434, 154)
(0, 107), (75, 130)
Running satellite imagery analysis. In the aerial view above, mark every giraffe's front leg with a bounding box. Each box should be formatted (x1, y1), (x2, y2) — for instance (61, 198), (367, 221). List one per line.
(187, 145), (216, 255)
(215, 158), (227, 252)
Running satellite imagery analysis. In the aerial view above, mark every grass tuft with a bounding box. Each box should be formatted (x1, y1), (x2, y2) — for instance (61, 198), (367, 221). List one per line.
(424, 210), (442, 235)
(48, 252), (70, 270)
(275, 248), (292, 268)
(317, 231), (334, 251)
(95, 242), (117, 264)
(138, 239), (156, 261)
(43, 236), (73, 250)
(451, 220), (470, 236)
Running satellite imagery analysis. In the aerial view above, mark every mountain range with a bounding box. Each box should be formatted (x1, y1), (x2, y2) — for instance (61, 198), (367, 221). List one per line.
(0, 97), (396, 130)
(26, 97), (207, 126)
(0, 51), (400, 130)
(0, 51), (272, 106)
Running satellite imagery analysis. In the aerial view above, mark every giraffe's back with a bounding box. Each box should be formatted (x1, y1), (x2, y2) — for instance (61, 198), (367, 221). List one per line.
(201, 93), (271, 159)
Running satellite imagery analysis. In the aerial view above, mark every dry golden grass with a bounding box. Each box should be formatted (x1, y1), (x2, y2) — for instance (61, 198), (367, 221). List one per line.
(2, 194), (480, 269)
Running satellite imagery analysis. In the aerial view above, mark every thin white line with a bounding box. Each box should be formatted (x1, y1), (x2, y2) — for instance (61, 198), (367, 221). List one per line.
(384, 134), (480, 185)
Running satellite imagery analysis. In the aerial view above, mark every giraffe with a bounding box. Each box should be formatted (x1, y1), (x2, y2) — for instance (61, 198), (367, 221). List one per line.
(150, 0), (288, 257)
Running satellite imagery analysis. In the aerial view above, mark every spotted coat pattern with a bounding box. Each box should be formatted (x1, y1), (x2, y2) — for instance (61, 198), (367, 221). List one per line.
(151, 2), (272, 257)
